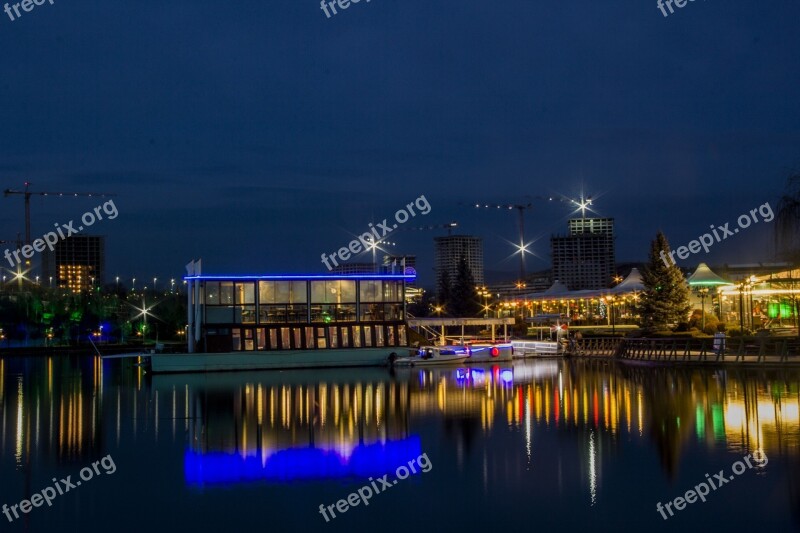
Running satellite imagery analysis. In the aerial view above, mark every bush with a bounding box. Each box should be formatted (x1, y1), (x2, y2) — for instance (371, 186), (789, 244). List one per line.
(727, 327), (753, 337)
(688, 309), (719, 335)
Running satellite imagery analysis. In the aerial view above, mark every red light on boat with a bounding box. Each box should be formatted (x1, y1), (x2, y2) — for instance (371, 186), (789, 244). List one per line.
(490, 347), (499, 357)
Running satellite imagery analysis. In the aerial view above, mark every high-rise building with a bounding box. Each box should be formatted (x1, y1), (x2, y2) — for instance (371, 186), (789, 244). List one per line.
(551, 217), (615, 290)
(434, 235), (484, 294)
(42, 235), (105, 292)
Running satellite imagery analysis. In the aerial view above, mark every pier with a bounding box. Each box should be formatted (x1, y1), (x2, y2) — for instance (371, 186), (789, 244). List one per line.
(573, 337), (800, 366)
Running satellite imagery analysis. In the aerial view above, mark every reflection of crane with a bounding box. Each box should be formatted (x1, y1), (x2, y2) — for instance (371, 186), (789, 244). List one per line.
(3, 182), (116, 246)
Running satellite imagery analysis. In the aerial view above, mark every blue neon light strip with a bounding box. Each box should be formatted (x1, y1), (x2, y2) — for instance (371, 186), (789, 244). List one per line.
(184, 436), (423, 486)
(183, 274), (415, 281)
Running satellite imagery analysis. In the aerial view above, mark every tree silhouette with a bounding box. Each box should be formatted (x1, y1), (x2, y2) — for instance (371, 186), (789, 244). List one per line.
(450, 254), (480, 317)
(774, 171), (800, 337)
(638, 232), (691, 331)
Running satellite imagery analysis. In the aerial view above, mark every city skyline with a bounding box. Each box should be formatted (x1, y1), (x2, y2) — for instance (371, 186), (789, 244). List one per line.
(0, 1), (796, 286)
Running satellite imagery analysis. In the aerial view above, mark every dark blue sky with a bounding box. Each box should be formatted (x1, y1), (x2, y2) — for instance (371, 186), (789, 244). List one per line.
(0, 0), (798, 288)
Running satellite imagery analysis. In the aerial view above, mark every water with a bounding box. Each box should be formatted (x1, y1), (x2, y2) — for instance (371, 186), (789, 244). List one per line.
(1, 355), (798, 532)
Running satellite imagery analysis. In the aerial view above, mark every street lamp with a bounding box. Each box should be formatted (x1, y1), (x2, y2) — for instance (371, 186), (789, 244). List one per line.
(737, 278), (753, 333)
(748, 275), (757, 330)
(478, 286), (490, 318)
(171, 278), (175, 293)
(697, 287), (710, 331)
(153, 277), (157, 291)
(116, 276), (120, 289)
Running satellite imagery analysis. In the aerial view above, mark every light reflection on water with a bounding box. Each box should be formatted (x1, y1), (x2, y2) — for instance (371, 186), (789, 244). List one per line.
(0, 355), (798, 531)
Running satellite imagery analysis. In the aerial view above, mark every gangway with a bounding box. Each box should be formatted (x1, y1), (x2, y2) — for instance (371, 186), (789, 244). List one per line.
(406, 317), (515, 346)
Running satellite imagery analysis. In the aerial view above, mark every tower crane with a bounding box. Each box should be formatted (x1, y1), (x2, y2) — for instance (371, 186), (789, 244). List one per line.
(3, 182), (116, 247)
(393, 221), (459, 235)
(469, 196), (580, 282)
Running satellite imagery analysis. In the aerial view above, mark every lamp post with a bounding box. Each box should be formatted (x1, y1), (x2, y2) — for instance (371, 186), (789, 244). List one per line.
(478, 286), (489, 318)
(516, 282), (526, 321)
(610, 296), (616, 334)
(153, 277), (157, 292)
(171, 278), (175, 293)
(697, 287), (710, 331)
(132, 278), (136, 292)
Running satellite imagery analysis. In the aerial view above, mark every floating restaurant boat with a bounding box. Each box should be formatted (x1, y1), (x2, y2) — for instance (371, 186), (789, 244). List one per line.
(150, 272), (415, 373)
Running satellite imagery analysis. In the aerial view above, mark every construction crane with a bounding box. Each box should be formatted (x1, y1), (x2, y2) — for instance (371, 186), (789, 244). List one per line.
(470, 201), (535, 282)
(469, 196), (573, 282)
(3, 182), (116, 246)
(393, 221), (459, 236)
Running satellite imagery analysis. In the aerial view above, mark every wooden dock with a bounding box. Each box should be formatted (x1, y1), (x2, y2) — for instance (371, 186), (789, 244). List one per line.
(571, 337), (800, 366)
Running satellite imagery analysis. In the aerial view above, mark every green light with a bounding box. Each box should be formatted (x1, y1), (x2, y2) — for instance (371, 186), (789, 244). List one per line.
(696, 405), (705, 440)
(768, 302), (795, 319)
(712, 404), (725, 438)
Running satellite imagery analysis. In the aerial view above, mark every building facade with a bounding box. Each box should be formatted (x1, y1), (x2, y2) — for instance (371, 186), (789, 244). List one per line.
(434, 236), (484, 295)
(41, 235), (105, 292)
(551, 217), (615, 290)
(186, 274), (412, 352)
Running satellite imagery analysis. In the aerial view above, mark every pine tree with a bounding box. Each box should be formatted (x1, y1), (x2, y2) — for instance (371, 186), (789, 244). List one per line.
(450, 254), (480, 317)
(638, 232), (691, 331)
(437, 269), (452, 315)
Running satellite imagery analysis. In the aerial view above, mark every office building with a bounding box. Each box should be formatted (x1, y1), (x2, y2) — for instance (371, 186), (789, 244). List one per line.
(551, 217), (615, 290)
(41, 235), (105, 292)
(434, 235), (484, 293)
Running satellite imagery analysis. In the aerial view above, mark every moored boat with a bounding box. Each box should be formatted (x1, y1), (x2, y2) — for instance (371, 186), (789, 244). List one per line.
(392, 346), (470, 366)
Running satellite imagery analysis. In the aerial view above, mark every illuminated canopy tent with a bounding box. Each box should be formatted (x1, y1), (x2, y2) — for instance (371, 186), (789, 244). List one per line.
(523, 268), (647, 301)
(687, 263), (733, 288)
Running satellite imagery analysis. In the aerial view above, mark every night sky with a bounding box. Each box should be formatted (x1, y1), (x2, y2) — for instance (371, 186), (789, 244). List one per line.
(0, 0), (798, 288)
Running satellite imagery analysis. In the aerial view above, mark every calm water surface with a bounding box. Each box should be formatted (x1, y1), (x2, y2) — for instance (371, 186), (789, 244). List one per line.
(1, 355), (799, 532)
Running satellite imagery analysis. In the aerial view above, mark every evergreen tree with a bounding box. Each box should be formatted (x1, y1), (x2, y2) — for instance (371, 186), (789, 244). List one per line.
(774, 170), (800, 337)
(638, 232), (691, 331)
(437, 269), (452, 315)
(450, 254), (480, 317)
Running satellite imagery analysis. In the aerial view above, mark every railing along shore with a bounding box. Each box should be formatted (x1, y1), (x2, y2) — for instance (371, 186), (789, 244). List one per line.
(572, 337), (800, 365)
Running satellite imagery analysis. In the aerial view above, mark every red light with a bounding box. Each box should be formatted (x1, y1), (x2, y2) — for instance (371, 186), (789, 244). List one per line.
(490, 347), (499, 357)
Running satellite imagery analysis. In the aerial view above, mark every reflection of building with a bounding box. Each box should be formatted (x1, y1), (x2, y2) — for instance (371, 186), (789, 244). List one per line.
(551, 218), (615, 290)
(166, 374), (413, 484)
(41, 235), (105, 292)
(189, 274), (412, 352)
(434, 235), (484, 292)
(0, 356), (105, 466)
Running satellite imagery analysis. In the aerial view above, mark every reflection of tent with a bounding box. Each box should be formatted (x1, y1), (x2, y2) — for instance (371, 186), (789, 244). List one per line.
(687, 263), (732, 287)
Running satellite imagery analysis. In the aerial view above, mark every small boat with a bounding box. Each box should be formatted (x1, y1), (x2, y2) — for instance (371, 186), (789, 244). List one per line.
(392, 346), (470, 366)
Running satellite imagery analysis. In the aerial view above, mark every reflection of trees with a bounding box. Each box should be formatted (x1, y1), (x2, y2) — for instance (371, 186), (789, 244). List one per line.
(442, 414), (481, 455)
(619, 366), (698, 479)
(790, 455), (800, 529)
